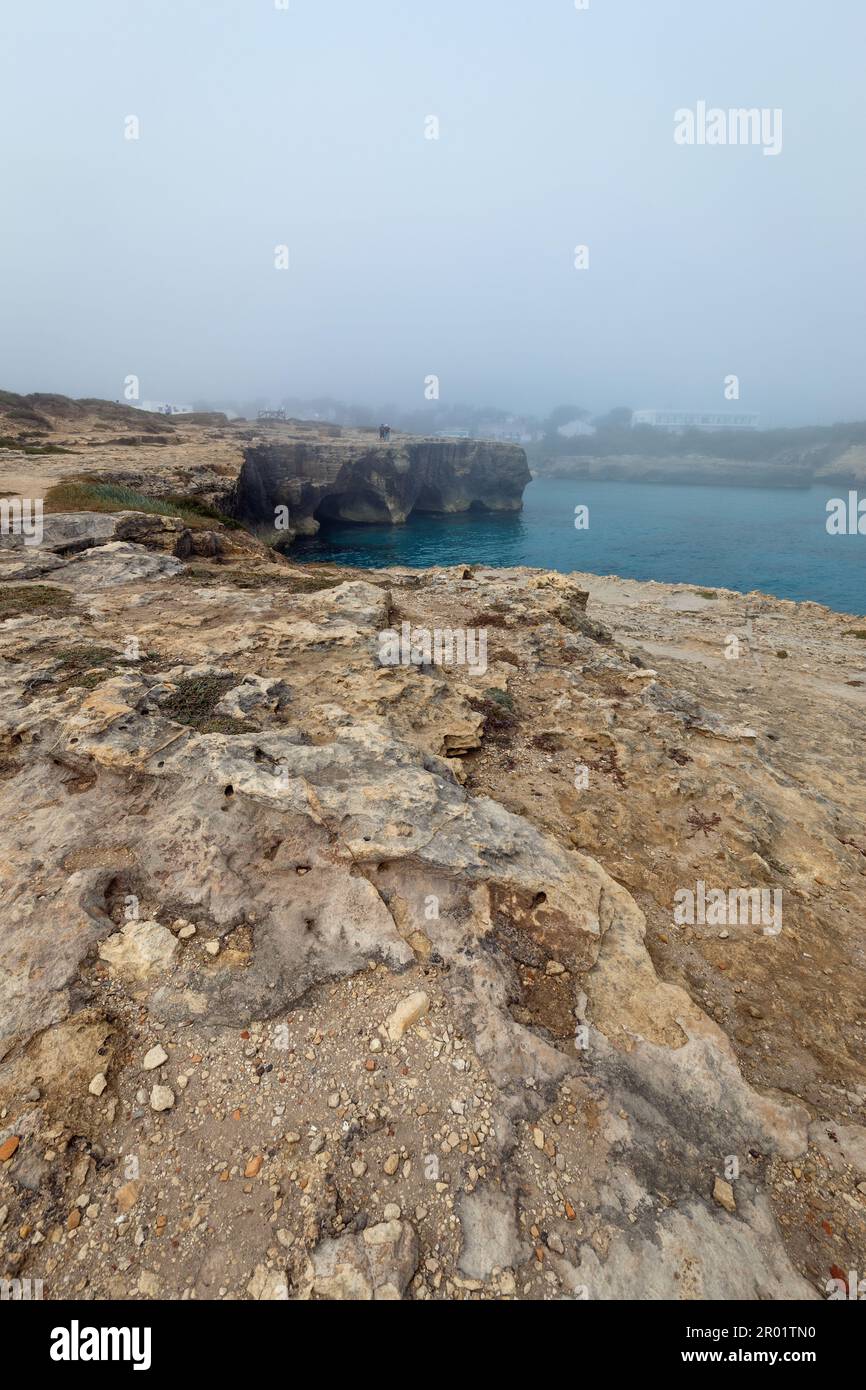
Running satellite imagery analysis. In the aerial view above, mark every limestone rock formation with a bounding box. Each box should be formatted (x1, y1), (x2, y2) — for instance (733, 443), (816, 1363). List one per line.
(0, 409), (862, 1302)
(230, 434), (531, 538)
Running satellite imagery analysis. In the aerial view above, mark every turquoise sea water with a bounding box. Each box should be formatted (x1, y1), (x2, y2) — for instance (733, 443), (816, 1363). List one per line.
(293, 478), (865, 616)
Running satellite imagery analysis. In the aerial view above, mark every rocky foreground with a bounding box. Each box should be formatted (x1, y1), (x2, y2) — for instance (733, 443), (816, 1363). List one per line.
(0, 408), (864, 1301)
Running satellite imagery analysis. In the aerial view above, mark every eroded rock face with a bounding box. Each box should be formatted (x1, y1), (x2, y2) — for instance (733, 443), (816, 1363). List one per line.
(0, 510), (266, 580)
(0, 518), (861, 1301)
(230, 436), (531, 537)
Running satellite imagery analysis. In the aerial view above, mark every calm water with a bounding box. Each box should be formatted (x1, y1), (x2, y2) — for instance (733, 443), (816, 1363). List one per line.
(293, 478), (865, 615)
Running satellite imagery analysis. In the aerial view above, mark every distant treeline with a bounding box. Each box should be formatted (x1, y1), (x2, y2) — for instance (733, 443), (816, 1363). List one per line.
(537, 419), (866, 462)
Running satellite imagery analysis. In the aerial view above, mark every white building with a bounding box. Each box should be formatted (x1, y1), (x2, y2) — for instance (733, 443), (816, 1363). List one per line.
(631, 409), (759, 432)
(474, 417), (542, 443)
(556, 417), (596, 438)
(135, 401), (194, 416)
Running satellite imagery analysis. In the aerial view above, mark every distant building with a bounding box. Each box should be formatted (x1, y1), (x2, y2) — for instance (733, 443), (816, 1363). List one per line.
(631, 409), (759, 432)
(136, 401), (193, 416)
(556, 417), (596, 438)
(475, 416), (542, 444)
(432, 420), (542, 443)
(257, 409), (288, 422)
(425, 418), (543, 443)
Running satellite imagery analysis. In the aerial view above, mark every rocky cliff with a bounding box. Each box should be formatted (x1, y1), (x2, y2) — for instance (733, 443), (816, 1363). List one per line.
(230, 434), (531, 539)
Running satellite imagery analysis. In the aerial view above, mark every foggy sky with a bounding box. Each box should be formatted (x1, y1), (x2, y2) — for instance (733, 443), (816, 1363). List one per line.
(2, 0), (864, 425)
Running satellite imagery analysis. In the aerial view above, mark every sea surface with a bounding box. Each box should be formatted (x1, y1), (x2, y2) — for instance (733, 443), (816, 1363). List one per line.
(293, 478), (865, 615)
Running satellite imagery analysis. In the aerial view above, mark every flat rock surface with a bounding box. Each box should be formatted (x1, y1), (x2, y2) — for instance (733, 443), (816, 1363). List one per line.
(0, 416), (863, 1300)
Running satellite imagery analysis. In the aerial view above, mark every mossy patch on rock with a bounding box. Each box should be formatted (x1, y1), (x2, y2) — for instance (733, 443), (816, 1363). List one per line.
(0, 584), (73, 621)
(160, 674), (248, 734)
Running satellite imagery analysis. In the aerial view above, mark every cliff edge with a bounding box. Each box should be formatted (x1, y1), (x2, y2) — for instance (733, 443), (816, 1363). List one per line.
(230, 433), (531, 538)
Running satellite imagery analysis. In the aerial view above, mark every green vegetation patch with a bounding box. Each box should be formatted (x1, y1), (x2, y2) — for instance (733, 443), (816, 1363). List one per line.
(0, 585), (73, 621)
(162, 494), (243, 529)
(160, 673), (248, 735)
(54, 645), (119, 671)
(0, 435), (76, 455)
(469, 687), (518, 746)
(44, 481), (239, 531)
(483, 686), (516, 712)
(49, 645), (141, 691)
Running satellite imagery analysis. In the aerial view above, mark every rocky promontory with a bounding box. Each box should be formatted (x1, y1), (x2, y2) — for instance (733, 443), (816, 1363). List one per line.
(230, 431), (531, 539)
